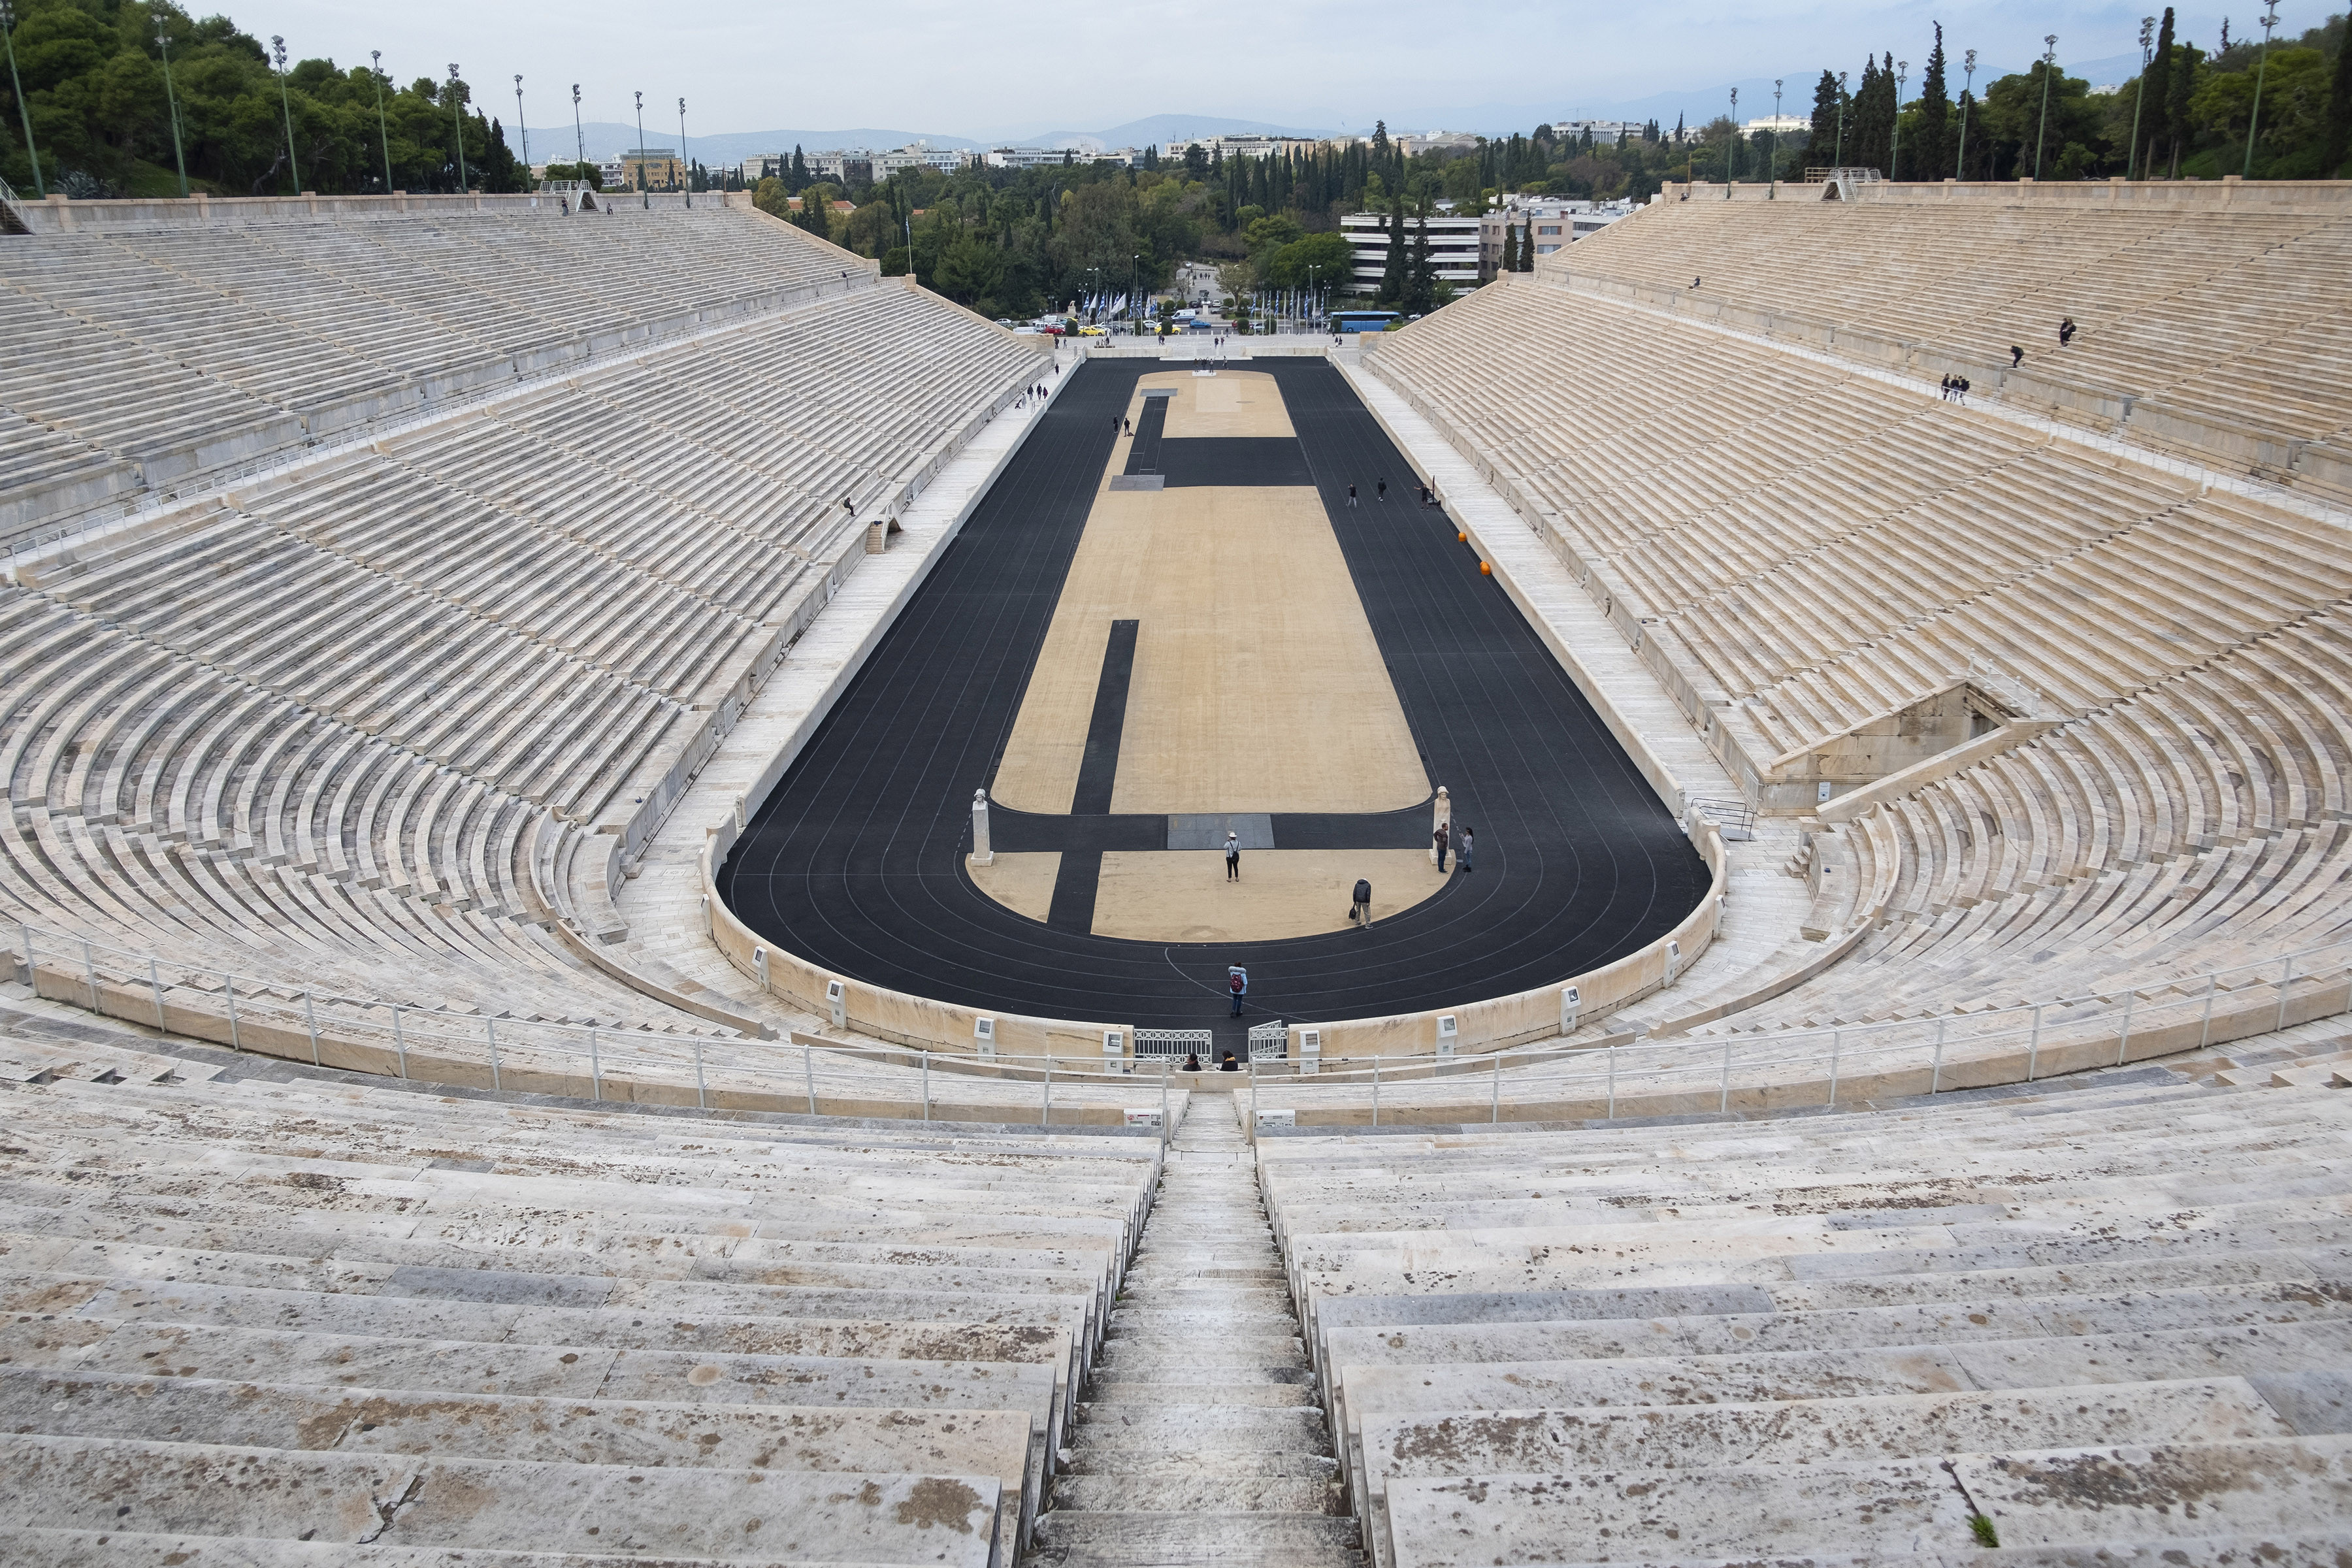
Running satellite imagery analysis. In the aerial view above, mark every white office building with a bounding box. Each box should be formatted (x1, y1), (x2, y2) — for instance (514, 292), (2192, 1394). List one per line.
(1338, 211), (1484, 293)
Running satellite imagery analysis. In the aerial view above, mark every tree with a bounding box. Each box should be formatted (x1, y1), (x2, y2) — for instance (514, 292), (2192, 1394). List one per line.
(1498, 220), (1518, 276)
(1405, 211), (1435, 313)
(1912, 25), (1952, 181)
(1851, 53), (1897, 176)
(1376, 195), (1407, 306)
(2167, 42), (2205, 175)
(2329, 24), (2352, 174)
(1266, 231), (1350, 289)
(933, 229), (1005, 314)
(1808, 69), (1846, 167)
(2146, 8), (2178, 174)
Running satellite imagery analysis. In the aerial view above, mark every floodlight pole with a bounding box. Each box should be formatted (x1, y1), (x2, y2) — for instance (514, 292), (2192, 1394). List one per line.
(447, 65), (469, 191)
(1769, 79), (1782, 197)
(2033, 35), (2057, 179)
(272, 35), (299, 195)
(155, 15), (188, 197)
(678, 97), (689, 206)
(571, 83), (585, 174)
(0, 0), (40, 198)
(2125, 20), (2153, 177)
(371, 51), (393, 192)
(1893, 61), (1908, 181)
(1725, 86), (1736, 197)
(634, 90), (648, 208)
(515, 76), (530, 172)
(1957, 48), (1978, 178)
(1835, 71), (1848, 168)
(2243, 0), (2279, 178)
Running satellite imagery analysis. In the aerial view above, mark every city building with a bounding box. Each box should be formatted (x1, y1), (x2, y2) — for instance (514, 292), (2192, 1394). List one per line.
(873, 142), (971, 176)
(808, 150), (875, 185)
(739, 153), (790, 184)
(1548, 120), (1647, 144)
(1742, 114), (1810, 136)
(618, 148), (683, 190)
(1479, 196), (1634, 272)
(981, 145), (1105, 169)
(1163, 134), (1321, 162)
(1338, 210), (1483, 293)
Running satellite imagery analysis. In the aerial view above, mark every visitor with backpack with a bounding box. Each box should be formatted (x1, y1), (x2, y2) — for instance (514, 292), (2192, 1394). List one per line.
(1228, 966), (1248, 1017)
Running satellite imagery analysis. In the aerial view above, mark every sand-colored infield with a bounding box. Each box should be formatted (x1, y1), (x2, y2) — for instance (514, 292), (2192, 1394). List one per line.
(1092, 848), (1443, 941)
(981, 369), (1433, 942)
(968, 852), (1061, 923)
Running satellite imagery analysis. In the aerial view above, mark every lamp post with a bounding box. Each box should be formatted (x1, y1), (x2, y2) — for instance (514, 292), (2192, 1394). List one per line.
(0, 0), (40, 198)
(1957, 48), (1978, 178)
(571, 83), (585, 176)
(1835, 71), (1848, 167)
(2243, 0), (2280, 178)
(2033, 35), (2057, 179)
(1769, 79), (1782, 197)
(272, 35), (299, 195)
(678, 97), (689, 205)
(155, 14), (188, 197)
(1892, 61), (1908, 181)
(1725, 86), (1737, 195)
(633, 90), (647, 208)
(447, 63), (468, 192)
(514, 76), (529, 175)
(2126, 18), (2154, 178)
(371, 50), (393, 192)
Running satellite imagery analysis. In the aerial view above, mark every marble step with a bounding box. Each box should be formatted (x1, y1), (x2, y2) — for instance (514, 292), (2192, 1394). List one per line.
(1028, 1509), (1360, 1567)
(1050, 1472), (1339, 1512)
(1083, 1380), (1315, 1407)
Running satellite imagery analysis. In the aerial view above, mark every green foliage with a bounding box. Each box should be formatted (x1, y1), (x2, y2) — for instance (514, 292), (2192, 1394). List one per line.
(1263, 230), (1350, 289)
(0, 0), (515, 195)
(1968, 1515), (2000, 1548)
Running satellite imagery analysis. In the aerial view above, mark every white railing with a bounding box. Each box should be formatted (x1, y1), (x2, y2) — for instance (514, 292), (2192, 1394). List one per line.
(12, 917), (2345, 1132)
(0, 175), (27, 235)
(1248, 1021), (1289, 1061)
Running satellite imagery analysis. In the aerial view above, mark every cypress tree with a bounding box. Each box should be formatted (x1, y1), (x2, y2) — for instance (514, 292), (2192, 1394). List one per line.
(1407, 212), (1435, 312)
(1914, 26), (1952, 182)
(1807, 70), (1844, 168)
(2166, 41), (2202, 176)
(2146, 9), (2177, 176)
(1499, 221), (1518, 276)
(2327, 25), (2352, 176)
(1377, 195), (1407, 306)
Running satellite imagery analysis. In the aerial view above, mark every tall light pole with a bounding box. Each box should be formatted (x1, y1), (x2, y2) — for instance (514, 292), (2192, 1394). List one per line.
(678, 97), (689, 206)
(1893, 61), (1908, 180)
(1957, 48), (1978, 178)
(632, 90), (647, 208)
(1725, 86), (1737, 197)
(1835, 71), (1848, 167)
(570, 83), (585, 176)
(155, 14), (188, 197)
(271, 35), (299, 195)
(2243, 0), (2281, 177)
(1769, 79), (1782, 197)
(2033, 35), (2058, 179)
(514, 76), (529, 174)
(370, 50), (393, 192)
(0, 0), (40, 198)
(2126, 18), (2154, 178)
(447, 64), (468, 191)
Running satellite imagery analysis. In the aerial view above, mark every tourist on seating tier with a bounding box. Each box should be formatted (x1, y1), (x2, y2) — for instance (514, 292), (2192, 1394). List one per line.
(2010, 344), (2025, 368)
(1181, 1051), (1203, 1071)
(2059, 316), (2078, 347)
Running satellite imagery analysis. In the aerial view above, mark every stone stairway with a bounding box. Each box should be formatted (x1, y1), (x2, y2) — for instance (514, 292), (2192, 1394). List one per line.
(1030, 1103), (1360, 1566)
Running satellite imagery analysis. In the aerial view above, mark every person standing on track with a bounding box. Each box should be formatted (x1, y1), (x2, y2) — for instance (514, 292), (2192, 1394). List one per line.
(1352, 877), (1373, 928)
(1433, 821), (1450, 872)
(1377, 478), (1388, 501)
(1458, 826), (1475, 874)
(1225, 830), (1241, 881)
(1228, 966), (1248, 1017)
(1347, 483), (1358, 508)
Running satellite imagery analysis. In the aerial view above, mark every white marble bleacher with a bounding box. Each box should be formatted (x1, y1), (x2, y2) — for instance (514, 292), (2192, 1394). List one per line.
(1550, 197), (2352, 469)
(1257, 1073), (2352, 1567)
(0, 1005), (1160, 1565)
(0, 204), (863, 544)
(2, 233), (1062, 1116)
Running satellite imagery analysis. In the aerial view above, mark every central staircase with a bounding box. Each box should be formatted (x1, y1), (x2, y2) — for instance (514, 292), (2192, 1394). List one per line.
(1030, 1104), (1361, 1565)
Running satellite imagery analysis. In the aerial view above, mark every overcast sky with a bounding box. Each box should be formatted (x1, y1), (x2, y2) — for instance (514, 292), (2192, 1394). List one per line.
(257, 0), (2236, 139)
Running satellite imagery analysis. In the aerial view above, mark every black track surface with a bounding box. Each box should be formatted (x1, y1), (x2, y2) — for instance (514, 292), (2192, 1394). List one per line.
(721, 359), (1708, 1050)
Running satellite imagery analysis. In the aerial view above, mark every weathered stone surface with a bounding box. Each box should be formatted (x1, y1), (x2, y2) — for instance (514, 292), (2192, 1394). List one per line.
(1954, 1437), (2352, 1549)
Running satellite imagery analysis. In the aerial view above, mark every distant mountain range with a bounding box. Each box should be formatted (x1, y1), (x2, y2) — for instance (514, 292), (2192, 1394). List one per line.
(540, 58), (2146, 173)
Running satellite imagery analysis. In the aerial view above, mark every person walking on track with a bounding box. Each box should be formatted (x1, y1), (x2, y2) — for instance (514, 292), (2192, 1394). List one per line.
(1352, 877), (1373, 928)
(1225, 830), (1241, 881)
(1228, 966), (1248, 1017)
(1458, 826), (1475, 874)
(1377, 478), (1388, 501)
(1347, 483), (1358, 507)
(1433, 821), (1450, 872)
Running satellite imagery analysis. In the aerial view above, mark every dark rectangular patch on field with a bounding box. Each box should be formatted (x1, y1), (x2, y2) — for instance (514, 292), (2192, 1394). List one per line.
(1124, 398), (1168, 474)
(1156, 437), (1314, 488)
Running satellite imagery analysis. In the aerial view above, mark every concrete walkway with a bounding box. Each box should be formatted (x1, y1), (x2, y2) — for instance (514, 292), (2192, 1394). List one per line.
(1031, 1102), (1361, 1566)
(1337, 359), (1817, 1039)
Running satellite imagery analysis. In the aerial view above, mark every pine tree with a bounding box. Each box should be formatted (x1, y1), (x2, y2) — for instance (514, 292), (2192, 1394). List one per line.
(2146, 8), (2178, 176)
